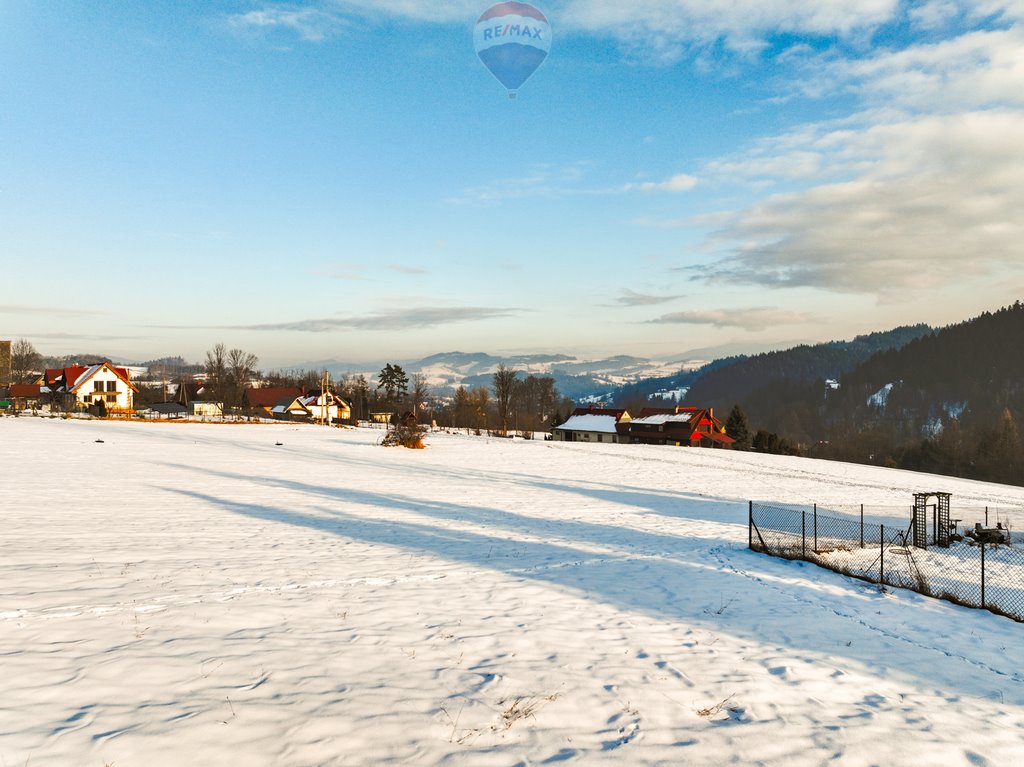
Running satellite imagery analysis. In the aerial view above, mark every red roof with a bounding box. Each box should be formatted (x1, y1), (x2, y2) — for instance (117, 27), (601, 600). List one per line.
(45, 366), (89, 386)
(9, 384), (41, 397)
(66, 363), (138, 393)
(245, 386), (303, 408)
(698, 431), (736, 445)
(45, 364), (133, 389)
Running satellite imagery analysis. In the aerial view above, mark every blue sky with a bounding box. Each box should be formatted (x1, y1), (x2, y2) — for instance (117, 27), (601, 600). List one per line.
(2, 1), (1023, 367)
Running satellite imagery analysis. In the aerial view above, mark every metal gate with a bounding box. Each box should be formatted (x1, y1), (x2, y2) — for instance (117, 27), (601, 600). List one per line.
(936, 493), (951, 548)
(912, 495), (929, 549)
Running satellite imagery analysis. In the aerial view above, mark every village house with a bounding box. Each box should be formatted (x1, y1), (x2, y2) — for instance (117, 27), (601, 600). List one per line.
(174, 379), (223, 417)
(616, 406), (735, 448)
(41, 362), (138, 413)
(271, 391), (352, 423)
(244, 386), (304, 417)
(8, 383), (42, 411)
(552, 408), (632, 443)
(299, 391), (352, 422)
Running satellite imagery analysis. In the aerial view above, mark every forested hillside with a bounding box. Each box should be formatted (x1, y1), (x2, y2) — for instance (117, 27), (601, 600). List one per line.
(706, 303), (1024, 486)
(683, 325), (931, 410)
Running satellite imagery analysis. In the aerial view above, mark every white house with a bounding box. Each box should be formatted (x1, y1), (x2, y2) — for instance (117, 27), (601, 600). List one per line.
(271, 391), (352, 423)
(190, 402), (224, 417)
(552, 408), (631, 444)
(44, 362), (137, 412)
(300, 392), (352, 423)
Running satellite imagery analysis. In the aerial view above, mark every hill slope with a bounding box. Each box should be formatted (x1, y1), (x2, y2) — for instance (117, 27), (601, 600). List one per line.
(3, 419), (1024, 766)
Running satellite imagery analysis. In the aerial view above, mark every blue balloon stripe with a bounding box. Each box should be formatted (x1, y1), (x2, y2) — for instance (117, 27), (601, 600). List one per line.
(477, 44), (548, 91)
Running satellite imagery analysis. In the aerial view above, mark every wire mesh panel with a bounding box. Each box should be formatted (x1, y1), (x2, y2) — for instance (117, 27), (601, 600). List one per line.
(981, 545), (1024, 620)
(750, 504), (805, 558)
(749, 501), (1024, 623)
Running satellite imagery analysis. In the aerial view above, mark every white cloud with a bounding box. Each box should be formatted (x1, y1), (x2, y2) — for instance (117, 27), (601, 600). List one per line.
(623, 173), (699, 193)
(695, 110), (1024, 295)
(908, 0), (962, 30)
(804, 27), (1024, 112)
(560, 0), (901, 59)
(224, 0), (928, 53)
(227, 6), (348, 42)
(669, 12), (1024, 298)
(648, 307), (815, 331)
(234, 306), (519, 332)
(614, 289), (686, 307)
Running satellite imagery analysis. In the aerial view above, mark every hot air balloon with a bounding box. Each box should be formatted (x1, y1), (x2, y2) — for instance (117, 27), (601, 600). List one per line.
(474, 3), (551, 98)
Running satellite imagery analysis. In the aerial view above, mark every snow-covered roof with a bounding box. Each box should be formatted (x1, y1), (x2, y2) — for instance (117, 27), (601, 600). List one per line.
(631, 412), (693, 425)
(556, 414), (620, 433)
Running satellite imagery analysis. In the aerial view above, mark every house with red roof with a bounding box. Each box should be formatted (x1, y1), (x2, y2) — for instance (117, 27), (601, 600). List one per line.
(8, 383), (42, 410)
(42, 362), (138, 413)
(616, 406), (735, 448)
(244, 386), (304, 417)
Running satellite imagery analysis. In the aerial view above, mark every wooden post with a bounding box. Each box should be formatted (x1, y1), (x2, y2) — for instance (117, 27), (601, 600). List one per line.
(981, 542), (986, 609)
(802, 511), (806, 559)
(880, 525), (885, 585)
(748, 501), (753, 550)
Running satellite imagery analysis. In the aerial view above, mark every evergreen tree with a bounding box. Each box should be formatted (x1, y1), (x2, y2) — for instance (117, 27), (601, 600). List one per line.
(377, 364), (409, 407)
(725, 404), (751, 449)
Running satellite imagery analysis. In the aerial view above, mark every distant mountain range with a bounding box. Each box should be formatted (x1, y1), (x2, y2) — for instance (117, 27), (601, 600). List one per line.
(290, 352), (691, 400)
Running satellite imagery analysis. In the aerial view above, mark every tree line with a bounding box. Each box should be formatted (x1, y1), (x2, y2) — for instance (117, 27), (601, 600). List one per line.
(711, 303), (1024, 486)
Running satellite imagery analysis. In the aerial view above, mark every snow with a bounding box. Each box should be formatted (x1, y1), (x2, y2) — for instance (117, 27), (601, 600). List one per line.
(630, 412), (694, 425)
(555, 414), (619, 433)
(868, 383), (895, 408)
(650, 387), (689, 401)
(3, 418), (1024, 766)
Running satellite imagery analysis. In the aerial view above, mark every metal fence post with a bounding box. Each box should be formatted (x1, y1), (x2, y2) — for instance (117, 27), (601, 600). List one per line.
(748, 501), (753, 550)
(802, 511), (806, 558)
(986, 506), (989, 527)
(880, 524), (885, 585)
(813, 504), (818, 553)
(981, 542), (986, 609)
(860, 504), (864, 548)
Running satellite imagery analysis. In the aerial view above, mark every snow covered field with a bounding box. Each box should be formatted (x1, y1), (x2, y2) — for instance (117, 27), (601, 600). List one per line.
(3, 418), (1024, 766)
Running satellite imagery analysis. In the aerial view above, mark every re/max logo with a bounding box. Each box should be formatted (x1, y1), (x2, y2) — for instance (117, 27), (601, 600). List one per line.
(482, 24), (544, 41)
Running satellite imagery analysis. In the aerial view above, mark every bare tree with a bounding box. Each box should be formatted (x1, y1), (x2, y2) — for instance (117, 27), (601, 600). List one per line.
(11, 338), (41, 384)
(204, 343), (229, 405)
(340, 373), (371, 421)
(227, 347), (259, 411)
(471, 386), (491, 433)
(410, 373), (431, 418)
(513, 375), (556, 437)
(492, 364), (518, 436)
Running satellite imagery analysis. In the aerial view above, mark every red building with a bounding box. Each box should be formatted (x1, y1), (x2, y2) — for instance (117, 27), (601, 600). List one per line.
(616, 406), (735, 448)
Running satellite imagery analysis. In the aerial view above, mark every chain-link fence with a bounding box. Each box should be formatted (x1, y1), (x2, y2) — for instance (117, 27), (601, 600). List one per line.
(749, 502), (1024, 622)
